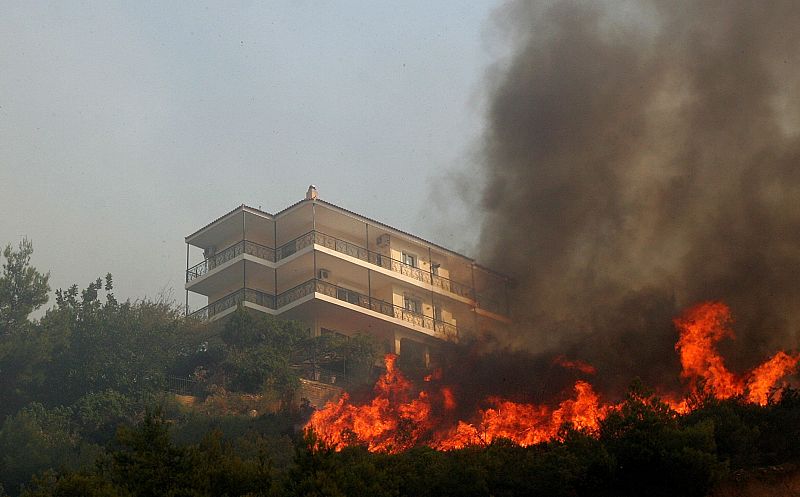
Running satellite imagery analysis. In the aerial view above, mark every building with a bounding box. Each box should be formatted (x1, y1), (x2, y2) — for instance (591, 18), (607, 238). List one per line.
(184, 186), (510, 367)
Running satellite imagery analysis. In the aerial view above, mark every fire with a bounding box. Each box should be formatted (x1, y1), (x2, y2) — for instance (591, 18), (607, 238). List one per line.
(674, 301), (743, 398)
(674, 301), (799, 405)
(307, 301), (799, 452)
(308, 355), (608, 452)
(746, 351), (799, 405)
(308, 354), (434, 453)
(433, 380), (605, 450)
(554, 355), (597, 375)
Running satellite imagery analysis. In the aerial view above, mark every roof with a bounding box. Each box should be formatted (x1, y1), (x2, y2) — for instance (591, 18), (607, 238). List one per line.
(185, 197), (508, 280)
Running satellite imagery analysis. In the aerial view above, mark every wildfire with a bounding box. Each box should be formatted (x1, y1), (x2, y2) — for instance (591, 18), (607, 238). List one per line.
(674, 301), (800, 405)
(307, 301), (799, 452)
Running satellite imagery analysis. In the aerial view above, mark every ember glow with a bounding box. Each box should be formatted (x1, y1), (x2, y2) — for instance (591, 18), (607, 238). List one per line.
(307, 302), (799, 451)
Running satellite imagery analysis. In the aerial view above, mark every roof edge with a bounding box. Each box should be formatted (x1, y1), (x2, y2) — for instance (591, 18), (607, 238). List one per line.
(184, 197), (508, 279)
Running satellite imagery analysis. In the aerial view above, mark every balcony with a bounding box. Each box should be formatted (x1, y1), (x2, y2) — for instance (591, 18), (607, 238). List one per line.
(187, 230), (479, 303)
(189, 279), (462, 341)
(188, 287), (276, 320)
(187, 240), (275, 282)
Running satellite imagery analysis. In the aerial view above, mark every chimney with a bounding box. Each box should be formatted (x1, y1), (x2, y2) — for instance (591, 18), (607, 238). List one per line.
(306, 185), (318, 200)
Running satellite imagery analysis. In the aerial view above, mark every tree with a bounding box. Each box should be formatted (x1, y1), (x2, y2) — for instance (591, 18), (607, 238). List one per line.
(0, 239), (50, 335)
(41, 276), (190, 407)
(0, 403), (98, 495)
(106, 410), (188, 497)
(295, 333), (379, 388)
(217, 307), (306, 397)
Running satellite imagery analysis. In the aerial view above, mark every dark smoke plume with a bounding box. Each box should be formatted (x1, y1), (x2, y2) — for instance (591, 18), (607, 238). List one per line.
(475, 0), (800, 394)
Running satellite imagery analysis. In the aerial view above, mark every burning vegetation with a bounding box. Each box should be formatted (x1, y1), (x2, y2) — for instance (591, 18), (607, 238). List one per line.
(307, 301), (799, 452)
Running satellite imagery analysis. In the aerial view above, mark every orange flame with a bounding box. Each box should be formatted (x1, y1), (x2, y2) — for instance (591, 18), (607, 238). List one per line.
(307, 301), (798, 452)
(674, 301), (744, 398)
(674, 301), (799, 404)
(433, 379), (605, 450)
(746, 351), (799, 405)
(309, 355), (606, 452)
(554, 355), (597, 375)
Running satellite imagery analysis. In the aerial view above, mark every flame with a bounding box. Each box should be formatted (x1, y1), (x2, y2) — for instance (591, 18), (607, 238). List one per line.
(673, 301), (743, 398)
(308, 354), (434, 453)
(306, 301), (798, 452)
(433, 380), (605, 450)
(673, 301), (799, 405)
(309, 355), (606, 452)
(746, 351), (799, 405)
(554, 355), (596, 375)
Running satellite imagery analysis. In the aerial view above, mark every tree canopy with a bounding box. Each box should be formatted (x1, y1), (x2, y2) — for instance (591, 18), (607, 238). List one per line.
(0, 239), (49, 335)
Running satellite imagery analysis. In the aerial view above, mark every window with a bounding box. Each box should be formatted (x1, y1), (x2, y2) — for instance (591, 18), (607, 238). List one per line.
(431, 263), (440, 276)
(402, 252), (417, 268)
(433, 305), (442, 321)
(404, 296), (420, 314)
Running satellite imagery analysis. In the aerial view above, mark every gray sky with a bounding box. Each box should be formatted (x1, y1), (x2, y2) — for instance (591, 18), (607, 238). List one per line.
(0, 1), (501, 310)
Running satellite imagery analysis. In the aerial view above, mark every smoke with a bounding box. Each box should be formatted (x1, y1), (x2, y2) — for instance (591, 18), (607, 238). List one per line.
(475, 0), (800, 394)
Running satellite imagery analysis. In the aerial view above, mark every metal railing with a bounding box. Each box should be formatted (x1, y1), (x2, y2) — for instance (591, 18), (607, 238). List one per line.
(187, 279), (461, 340)
(187, 240), (276, 282)
(188, 287), (276, 320)
(304, 230), (475, 300)
(187, 230), (480, 304)
(275, 279), (316, 308)
(278, 278), (460, 340)
(295, 365), (354, 389)
(166, 376), (201, 396)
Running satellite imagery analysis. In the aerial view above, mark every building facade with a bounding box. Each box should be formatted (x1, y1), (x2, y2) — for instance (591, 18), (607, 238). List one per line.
(184, 187), (510, 366)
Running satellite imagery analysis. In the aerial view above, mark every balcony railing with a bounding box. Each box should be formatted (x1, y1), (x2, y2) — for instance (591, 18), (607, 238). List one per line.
(187, 230), (478, 303)
(294, 365), (355, 389)
(188, 287), (276, 320)
(186, 240), (276, 282)
(188, 279), (461, 340)
(288, 230), (475, 300)
(277, 278), (460, 341)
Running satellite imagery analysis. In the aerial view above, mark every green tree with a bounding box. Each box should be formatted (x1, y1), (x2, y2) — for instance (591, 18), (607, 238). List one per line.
(41, 277), (190, 407)
(600, 380), (726, 497)
(0, 239), (50, 335)
(217, 308), (306, 397)
(296, 333), (378, 387)
(20, 470), (125, 497)
(105, 410), (188, 497)
(0, 404), (98, 496)
(0, 329), (53, 418)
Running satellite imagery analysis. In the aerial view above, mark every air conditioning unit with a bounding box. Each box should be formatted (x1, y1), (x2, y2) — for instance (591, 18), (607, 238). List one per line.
(317, 269), (330, 280)
(376, 234), (390, 247)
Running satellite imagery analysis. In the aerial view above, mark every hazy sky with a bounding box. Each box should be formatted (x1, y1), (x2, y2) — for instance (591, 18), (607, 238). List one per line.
(1, 2), (501, 310)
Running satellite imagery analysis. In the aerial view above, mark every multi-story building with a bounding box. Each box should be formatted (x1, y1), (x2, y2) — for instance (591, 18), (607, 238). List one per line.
(184, 186), (510, 367)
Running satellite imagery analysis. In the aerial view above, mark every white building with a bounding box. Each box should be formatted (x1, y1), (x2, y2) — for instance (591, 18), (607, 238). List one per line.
(185, 187), (510, 367)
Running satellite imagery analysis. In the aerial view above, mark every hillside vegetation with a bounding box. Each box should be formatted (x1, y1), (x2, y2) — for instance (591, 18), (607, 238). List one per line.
(2, 240), (800, 497)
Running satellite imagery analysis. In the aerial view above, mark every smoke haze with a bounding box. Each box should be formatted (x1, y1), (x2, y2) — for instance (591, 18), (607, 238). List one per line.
(476, 0), (800, 394)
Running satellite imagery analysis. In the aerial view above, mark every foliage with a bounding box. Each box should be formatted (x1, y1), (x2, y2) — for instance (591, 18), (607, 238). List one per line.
(0, 239), (50, 335)
(600, 381), (727, 497)
(73, 390), (137, 445)
(295, 332), (379, 387)
(5, 240), (800, 496)
(0, 404), (99, 496)
(217, 308), (305, 396)
(0, 326), (53, 418)
(41, 276), (188, 407)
